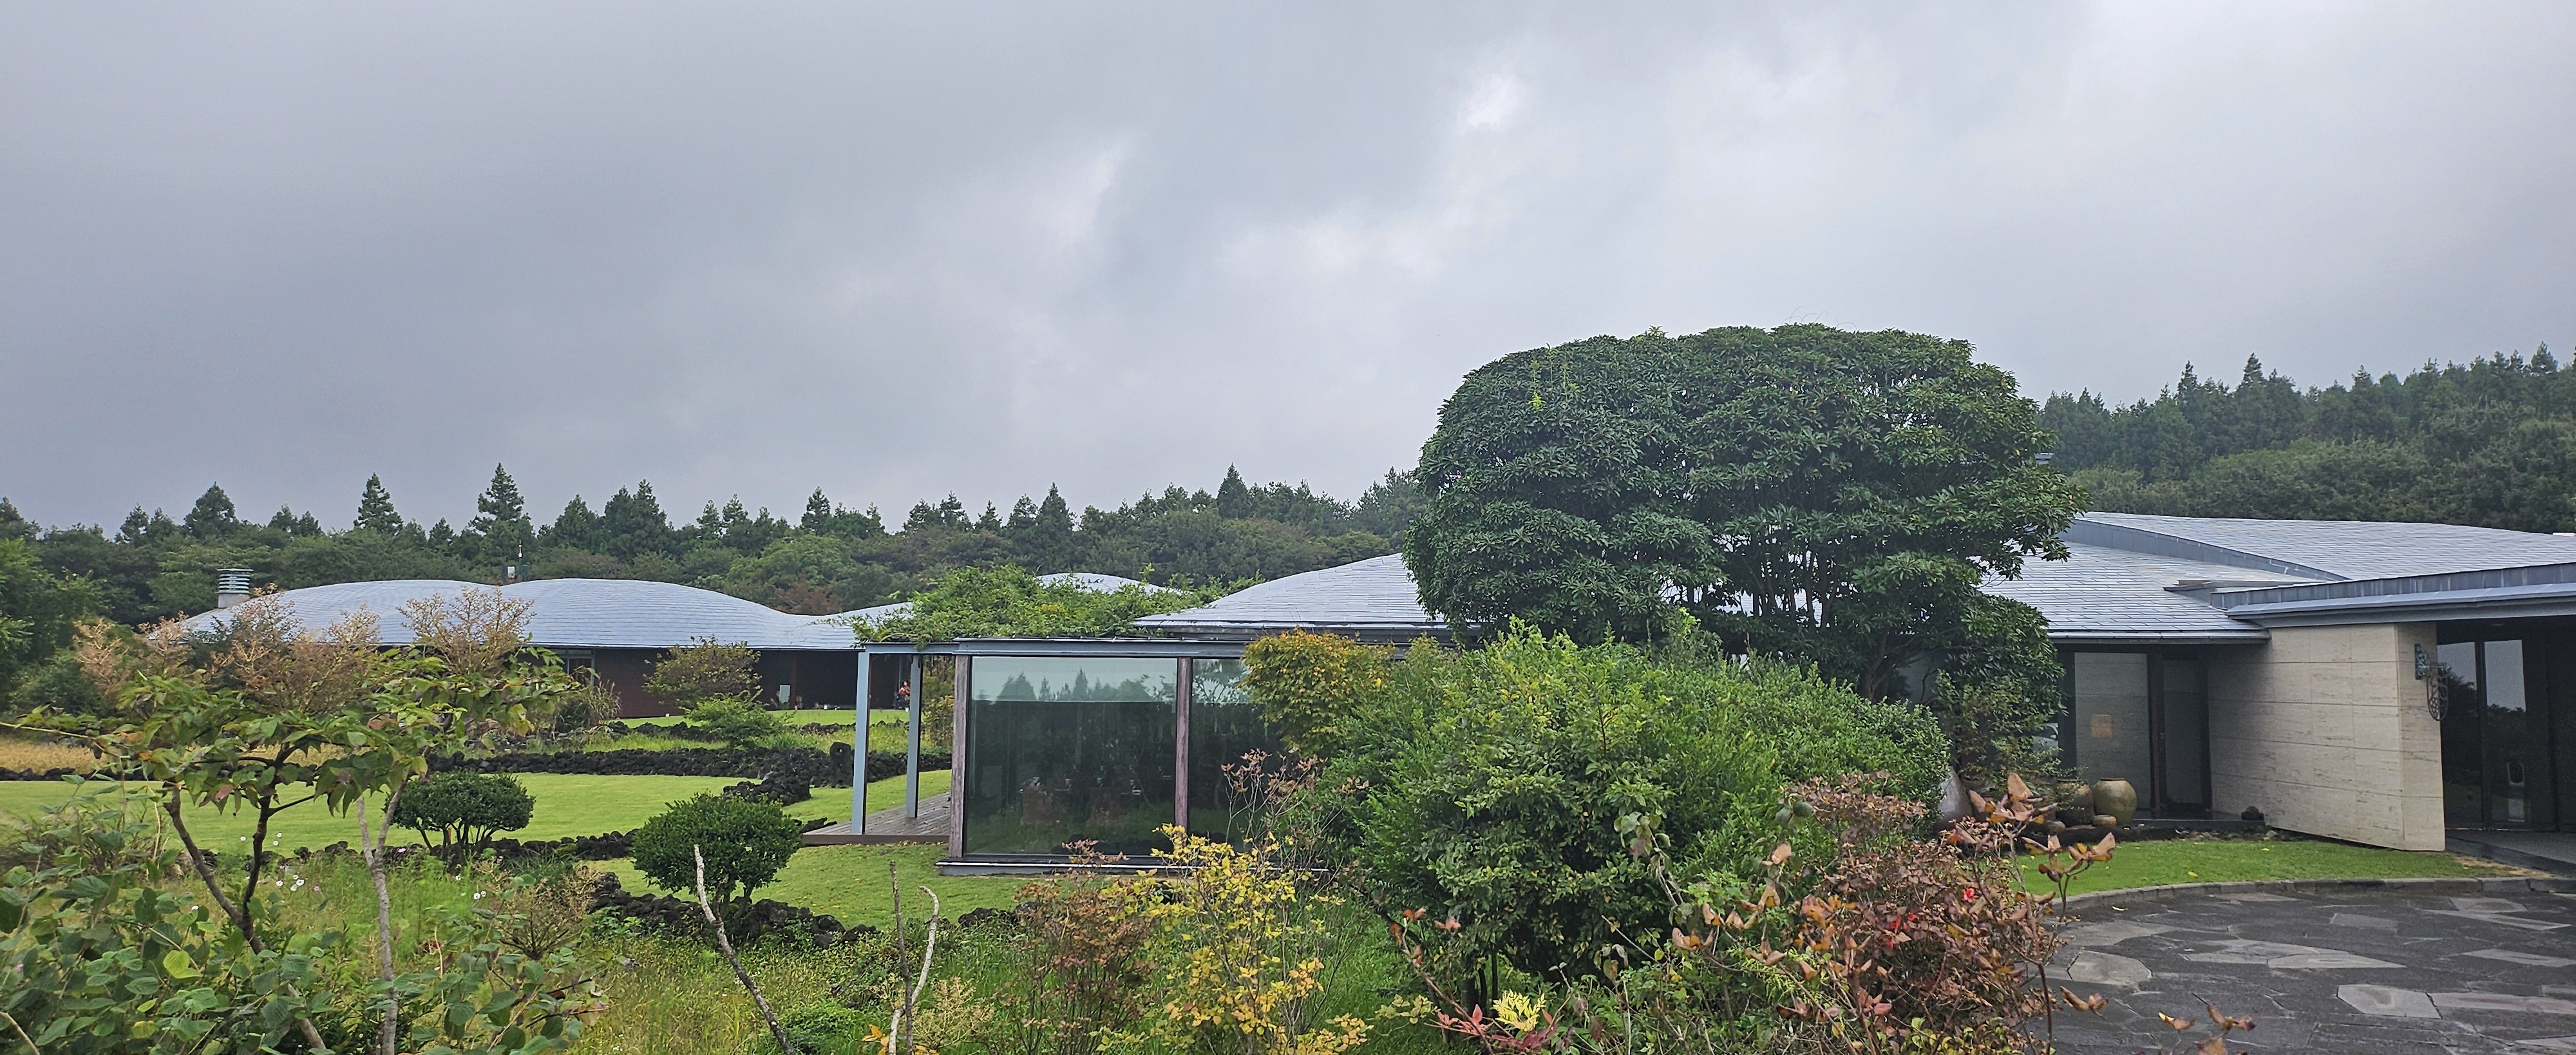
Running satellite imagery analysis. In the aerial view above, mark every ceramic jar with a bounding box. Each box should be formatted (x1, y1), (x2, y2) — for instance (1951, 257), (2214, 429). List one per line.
(2090, 777), (2138, 828)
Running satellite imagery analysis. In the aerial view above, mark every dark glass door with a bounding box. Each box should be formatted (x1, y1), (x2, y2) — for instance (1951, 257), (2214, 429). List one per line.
(2441, 638), (2553, 828)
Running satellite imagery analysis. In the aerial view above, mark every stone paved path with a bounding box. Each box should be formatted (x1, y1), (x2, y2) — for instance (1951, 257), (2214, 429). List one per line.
(2047, 887), (2576, 1053)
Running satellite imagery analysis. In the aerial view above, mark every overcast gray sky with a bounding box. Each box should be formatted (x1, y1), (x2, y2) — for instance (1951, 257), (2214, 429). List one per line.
(5, 3), (2571, 530)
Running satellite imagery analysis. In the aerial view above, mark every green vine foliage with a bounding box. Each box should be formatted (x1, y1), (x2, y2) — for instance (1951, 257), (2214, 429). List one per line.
(853, 565), (1226, 643)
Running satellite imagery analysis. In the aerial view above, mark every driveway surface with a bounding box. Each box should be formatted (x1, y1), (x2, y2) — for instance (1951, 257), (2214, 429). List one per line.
(2046, 886), (2576, 1053)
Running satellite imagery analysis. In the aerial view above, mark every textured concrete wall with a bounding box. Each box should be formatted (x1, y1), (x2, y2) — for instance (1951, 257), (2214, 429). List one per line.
(2207, 623), (2445, 850)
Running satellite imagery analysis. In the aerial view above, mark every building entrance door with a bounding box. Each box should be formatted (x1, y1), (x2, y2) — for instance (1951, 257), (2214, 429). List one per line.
(2438, 638), (2557, 829)
(2064, 651), (2211, 819)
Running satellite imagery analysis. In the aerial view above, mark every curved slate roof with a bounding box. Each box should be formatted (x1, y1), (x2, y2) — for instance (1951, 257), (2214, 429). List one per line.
(184, 578), (860, 651)
(2072, 511), (2576, 580)
(1132, 555), (1444, 641)
(1980, 544), (2300, 644)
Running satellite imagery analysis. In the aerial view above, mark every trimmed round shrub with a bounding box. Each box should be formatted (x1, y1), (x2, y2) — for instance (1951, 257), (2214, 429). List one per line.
(685, 696), (791, 749)
(630, 792), (802, 904)
(390, 771), (535, 851)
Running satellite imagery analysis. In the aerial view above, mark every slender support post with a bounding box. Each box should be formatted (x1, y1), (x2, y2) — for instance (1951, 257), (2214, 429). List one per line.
(855, 651), (871, 836)
(906, 656), (923, 820)
(948, 658), (970, 860)
(1173, 657), (1192, 832)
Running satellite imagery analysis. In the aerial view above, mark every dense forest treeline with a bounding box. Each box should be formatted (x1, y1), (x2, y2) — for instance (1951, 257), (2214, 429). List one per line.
(0, 465), (1423, 627)
(2040, 345), (2576, 531)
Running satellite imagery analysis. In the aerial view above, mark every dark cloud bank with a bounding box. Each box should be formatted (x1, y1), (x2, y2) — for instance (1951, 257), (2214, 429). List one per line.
(3, 3), (2571, 528)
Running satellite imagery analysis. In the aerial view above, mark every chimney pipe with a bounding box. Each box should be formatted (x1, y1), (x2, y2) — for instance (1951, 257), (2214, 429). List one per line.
(214, 568), (253, 609)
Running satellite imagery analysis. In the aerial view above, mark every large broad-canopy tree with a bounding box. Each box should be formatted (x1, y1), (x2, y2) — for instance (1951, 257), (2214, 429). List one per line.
(1403, 324), (2085, 700)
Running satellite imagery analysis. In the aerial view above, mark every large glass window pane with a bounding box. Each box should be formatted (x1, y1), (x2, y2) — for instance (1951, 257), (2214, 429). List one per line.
(2482, 640), (2535, 825)
(2439, 642), (2485, 824)
(2160, 658), (2208, 812)
(1188, 659), (1285, 843)
(2071, 653), (2152, 799)
(962, 657), (1176, 857)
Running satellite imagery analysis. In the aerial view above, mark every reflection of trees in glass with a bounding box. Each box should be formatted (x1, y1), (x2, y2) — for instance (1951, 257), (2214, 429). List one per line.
(992, 669), (1172, 702)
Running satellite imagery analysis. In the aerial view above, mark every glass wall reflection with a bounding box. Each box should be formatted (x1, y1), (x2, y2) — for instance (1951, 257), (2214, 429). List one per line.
(2070, 652), (2152, 796)
(961, 657), (1176, 857)
(1187, 658), (1284, 843)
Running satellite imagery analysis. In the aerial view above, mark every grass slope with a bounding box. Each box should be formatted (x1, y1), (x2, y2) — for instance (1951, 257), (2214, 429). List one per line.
(2022, 835), (2525, 896)
(0, 774), (744, 852)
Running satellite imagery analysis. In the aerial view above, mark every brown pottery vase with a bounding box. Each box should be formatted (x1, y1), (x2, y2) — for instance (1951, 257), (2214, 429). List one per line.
(2090, 778), (2137, 828)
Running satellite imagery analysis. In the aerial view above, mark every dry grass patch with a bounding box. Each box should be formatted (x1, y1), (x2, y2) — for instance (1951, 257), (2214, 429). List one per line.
(0, 734), (99, 772)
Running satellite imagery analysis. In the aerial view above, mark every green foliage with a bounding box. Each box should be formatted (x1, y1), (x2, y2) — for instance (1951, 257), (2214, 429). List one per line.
(630, 793), (804, 904)
(13, 465), (1405, 628)
(392, 771), (538, 851)
(1238, 629), (1390, 755)
(0, 538), (102, 711)
(685, 696), (792, 748)
(857, 565), (1217, 642)
(2045, 347), (2576, 531)
(643, 637), (761, 706)
(1932, 595), (2067, 790)
(1405, 324), (2084, 699)
(1320, 626), (1943, 991)
(0, 783), (338, 1055)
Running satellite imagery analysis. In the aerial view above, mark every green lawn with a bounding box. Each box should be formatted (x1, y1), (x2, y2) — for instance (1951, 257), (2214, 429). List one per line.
(2022, 835), (2526, 896)
(596, 842), (1025, 931)
(0, 774), (744, 853)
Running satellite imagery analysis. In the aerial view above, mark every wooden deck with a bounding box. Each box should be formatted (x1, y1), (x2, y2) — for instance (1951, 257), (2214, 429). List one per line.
(803, 792), (951, 845)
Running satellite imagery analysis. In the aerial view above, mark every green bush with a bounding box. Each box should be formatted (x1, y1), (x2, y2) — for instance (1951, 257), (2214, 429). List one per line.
(685, 695), (792, 748)
(392, 771), (536, 851)
(0, 783), (338, 1054)
(630, 793), (803, 904)
(1309, 626), (1942, 992)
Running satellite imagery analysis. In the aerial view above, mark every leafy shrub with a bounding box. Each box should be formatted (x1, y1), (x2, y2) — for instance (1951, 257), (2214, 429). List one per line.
(686, 695), (792, 748)
(1239, 629), (1389, 755)
(393, 771), (536, 853)
(1311, 625), (1943, 995)
(645, 637), (761, 707)
(996, 874), (1155, 1055)
(1118, 828), (1368, 1055)
(630, 793), (803, 904)
(0, 783), (338, 1054)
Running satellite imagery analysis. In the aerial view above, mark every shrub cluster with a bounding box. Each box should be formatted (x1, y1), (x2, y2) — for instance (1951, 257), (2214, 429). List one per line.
(1294, 625), (1945, 996)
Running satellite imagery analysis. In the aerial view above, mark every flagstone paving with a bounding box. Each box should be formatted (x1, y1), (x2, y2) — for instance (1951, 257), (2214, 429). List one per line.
(2046, 888), (2576, 1052)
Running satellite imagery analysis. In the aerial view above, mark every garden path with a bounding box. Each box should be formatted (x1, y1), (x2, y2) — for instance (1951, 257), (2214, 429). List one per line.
(2048, 886), (2576, 1053)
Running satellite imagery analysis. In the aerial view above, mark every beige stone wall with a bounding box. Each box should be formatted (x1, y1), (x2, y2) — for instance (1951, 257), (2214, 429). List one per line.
(2206, 623), (2445, 850)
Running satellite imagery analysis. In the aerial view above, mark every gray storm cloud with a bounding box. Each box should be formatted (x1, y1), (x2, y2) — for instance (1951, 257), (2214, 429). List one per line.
(3, 2), (2570, 528)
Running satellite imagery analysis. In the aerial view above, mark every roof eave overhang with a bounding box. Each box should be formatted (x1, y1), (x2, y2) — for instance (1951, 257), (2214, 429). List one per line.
(2224, 591), (2576, 627)
(2046, 630), (2270, 646)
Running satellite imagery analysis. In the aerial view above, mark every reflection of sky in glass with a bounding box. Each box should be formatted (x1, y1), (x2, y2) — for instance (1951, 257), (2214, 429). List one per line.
(1193, 658), (1250, 707)
(971, 657), (1175, 703)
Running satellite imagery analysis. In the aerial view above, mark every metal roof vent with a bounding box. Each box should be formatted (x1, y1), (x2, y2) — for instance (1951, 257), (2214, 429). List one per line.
(214, 568), (253, 609)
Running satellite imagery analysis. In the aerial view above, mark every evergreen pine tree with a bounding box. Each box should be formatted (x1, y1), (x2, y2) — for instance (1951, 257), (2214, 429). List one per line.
(544, 496), (603, 551)
(0, 497), (30, 542)
(355, 475), (404, 533)
(802, 489), (834, 533)
(183, 484), (238, 539)
(1215, 466), (1253, 518)
(600, 482), (672, 559)
(468, 464), (533, 561)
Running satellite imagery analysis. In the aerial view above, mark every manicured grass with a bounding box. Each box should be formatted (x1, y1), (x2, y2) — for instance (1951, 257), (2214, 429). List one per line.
(2020, 834), (2526, 896)
(784, 768), (952, 824)
(0, 773), (744, 853)
(596, 841), (1026, 931)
